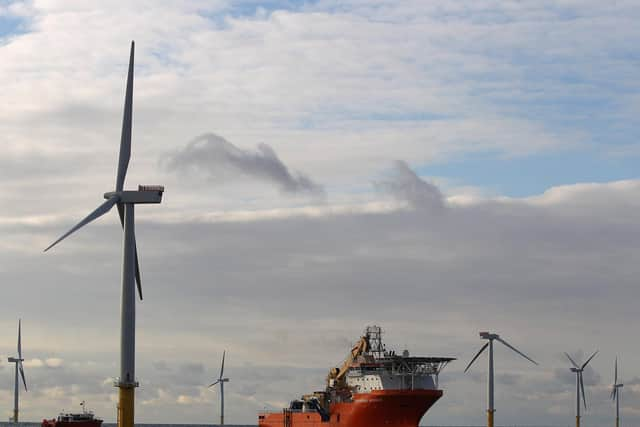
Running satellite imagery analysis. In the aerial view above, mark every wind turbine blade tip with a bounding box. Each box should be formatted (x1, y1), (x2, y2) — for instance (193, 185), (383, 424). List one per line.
(44, 241), (59, 252)
(496, 337), (536, 365)
(464, 342), (489, 373)
(582, 350), (598, 369)
(44, 197), (119, 251)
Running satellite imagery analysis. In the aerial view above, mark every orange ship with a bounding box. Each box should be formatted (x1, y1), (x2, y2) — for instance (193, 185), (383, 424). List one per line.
(258, 326), (454, 427)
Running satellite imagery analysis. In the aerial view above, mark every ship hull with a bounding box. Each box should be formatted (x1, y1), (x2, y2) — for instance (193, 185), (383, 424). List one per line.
(259, 389), (443, 427)
(42, 418), (103, 427)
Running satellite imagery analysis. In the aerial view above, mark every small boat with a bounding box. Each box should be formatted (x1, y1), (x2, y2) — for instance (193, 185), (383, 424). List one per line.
(42, 401), (103, 427)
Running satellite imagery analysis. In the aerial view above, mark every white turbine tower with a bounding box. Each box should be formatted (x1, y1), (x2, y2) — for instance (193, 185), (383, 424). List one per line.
(209, 351), (230, 425)
(7, 319), (27, 423)
(464, 331), (538, 427)
(565, 350), (598, 427)
(611, 357), (623, 427)
(44, 41), (164, 427)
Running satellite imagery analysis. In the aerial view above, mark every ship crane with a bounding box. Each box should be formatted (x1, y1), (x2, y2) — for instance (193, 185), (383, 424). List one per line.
(259, 326), (455, 427)
(327, 335), (370, 389)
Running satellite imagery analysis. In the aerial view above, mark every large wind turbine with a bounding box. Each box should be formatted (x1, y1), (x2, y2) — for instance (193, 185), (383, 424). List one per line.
(611, 357), (623, 427)
(565, 351), (598, 427)
(7, 319), (27, 423)
(209, 351), (230, 425)
(464, 332), (538, 427)
(44, 41), (164, 427)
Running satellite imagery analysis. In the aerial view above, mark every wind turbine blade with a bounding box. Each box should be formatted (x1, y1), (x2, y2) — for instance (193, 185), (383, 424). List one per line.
(134, 243), (142, 300)
(580, 372), (587, 409)
(117, 205), (143, 300)
(464, 342), (489, 373)
(582, 350), (598, 369)
(496, 337), (538, 365)
(44, 196), (119, 252)
(565, 352), (579, 369)
(19, 363), (27, 391)
(614, 357), (618, 384)
(17, 319), (22, 358)
(115, 41), (135, 192)
(611, 386), (616, 400)
(209, 379), (220, 388)
(220, 350), (226, 378)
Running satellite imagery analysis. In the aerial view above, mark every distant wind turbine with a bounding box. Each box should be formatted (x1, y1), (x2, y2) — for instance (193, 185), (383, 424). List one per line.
(464, 331), (538, 427)
(565, 350), (598, 427)
(611, 357), (623, 427)
(44, 41), (164, 427)
(209, 351), (230, 425)
(7, 319), (27, 423)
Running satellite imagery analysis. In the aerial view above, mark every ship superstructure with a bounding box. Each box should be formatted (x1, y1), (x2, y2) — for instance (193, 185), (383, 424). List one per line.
(259, 325), (454, 427)
(42, 401), (103, 427)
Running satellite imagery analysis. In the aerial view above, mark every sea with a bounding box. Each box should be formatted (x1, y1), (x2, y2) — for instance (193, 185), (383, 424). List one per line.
(0, 424), (562, 427)
(0, 424), (256, 427)
(0, 424), (258, 427)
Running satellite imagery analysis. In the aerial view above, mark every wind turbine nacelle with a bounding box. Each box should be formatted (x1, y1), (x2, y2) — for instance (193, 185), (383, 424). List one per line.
(104, 186), (164, 204)
(479, 332), (498, 339)
(7, 357), (21, 363)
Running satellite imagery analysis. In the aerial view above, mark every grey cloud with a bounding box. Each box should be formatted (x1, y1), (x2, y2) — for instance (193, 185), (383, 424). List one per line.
(162, 133), (325, 197)
(626, 376), (640, 386)
(179, 362), (205, 376)
(152, 360), (171, 371)
(496, 372), (521, 386)
(376, 160), (445, 211)
(6, 178), (640, 424)
(553, 362), (601, 387)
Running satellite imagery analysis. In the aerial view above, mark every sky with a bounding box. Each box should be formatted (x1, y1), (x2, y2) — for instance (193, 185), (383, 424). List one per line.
(0, 0), (639, 425)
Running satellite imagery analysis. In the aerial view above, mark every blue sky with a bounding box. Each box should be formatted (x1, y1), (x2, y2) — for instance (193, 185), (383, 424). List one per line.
(0, 13), (25, 38)
(422, 149), (639, 197)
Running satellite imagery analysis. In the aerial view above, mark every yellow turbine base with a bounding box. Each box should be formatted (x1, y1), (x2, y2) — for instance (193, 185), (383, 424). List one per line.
(118, 386), (135, 427)
(487, 410), (494, 427)
(13, 409), (18, 423)
(576, 415), (580, 427)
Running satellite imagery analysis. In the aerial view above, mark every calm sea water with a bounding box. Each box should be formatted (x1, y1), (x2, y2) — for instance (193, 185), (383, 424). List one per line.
(0, 422), (256, 427)
(0, 424), (562, 427)
(0, 424), (257, 427)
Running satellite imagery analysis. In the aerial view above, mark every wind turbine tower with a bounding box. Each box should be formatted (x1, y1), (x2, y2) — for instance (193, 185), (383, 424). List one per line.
(45, 41), (164, 427)
(565, 351), (598, 427)
(464, 331), (538, 427)
(7, 319), (27, 423)
(611, 357), (624, 427)
(209, 351), (230, 425)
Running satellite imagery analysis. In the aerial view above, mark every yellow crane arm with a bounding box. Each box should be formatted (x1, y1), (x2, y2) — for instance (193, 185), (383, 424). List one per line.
(328, 336), (370, 385)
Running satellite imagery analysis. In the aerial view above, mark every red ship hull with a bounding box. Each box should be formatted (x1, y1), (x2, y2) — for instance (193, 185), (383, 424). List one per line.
(42, 419), (102, 427)
(259, 389), (443, 427)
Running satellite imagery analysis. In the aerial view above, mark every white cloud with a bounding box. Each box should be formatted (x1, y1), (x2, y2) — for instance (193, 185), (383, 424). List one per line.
(0, 1), (639, 425)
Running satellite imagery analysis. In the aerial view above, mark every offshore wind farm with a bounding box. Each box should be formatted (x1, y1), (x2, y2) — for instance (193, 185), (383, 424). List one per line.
(1, 1), (640, 427)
